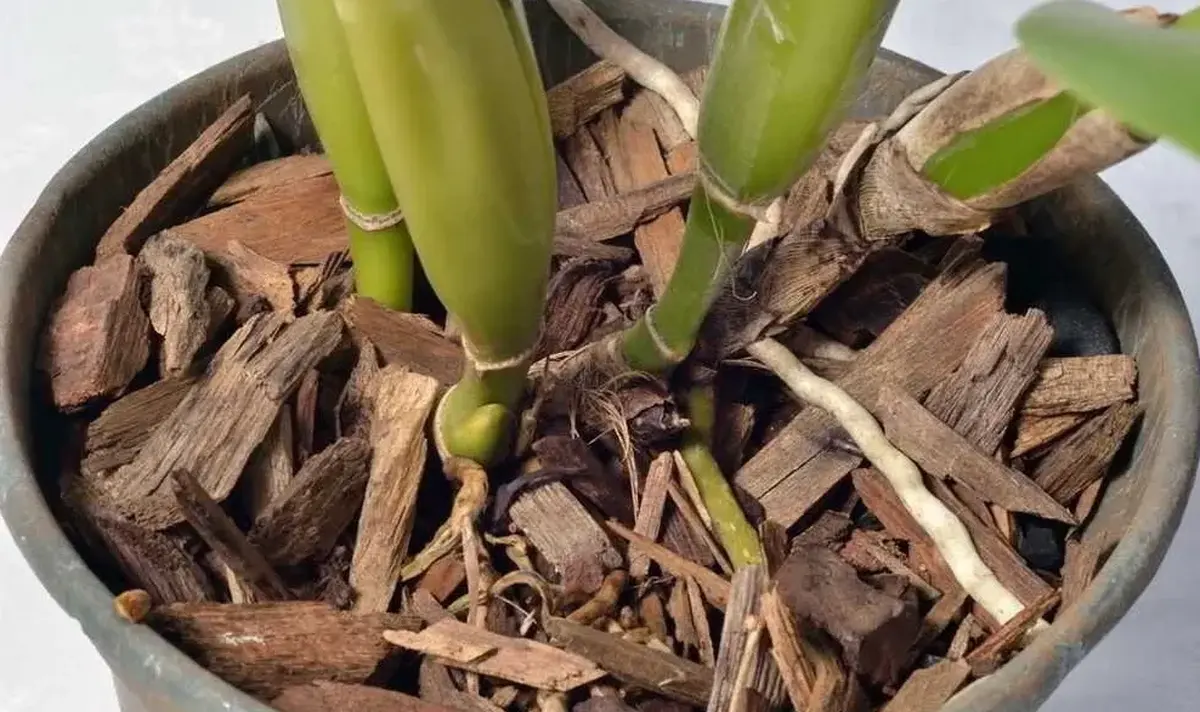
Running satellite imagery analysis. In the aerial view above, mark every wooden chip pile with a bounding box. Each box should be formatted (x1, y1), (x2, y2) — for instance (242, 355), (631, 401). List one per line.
(40, 60), (1141, 712)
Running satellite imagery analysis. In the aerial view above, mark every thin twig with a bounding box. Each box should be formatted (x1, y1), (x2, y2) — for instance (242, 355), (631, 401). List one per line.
(544, 0), (699, 138)
(746, 338), (1039, 629)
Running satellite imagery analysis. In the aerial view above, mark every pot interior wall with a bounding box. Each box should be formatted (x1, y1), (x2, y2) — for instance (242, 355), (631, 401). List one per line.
(1, 1), (1196, 712)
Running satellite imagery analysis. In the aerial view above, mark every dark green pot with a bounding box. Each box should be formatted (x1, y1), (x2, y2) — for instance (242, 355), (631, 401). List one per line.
(1, 1), (1197, 711)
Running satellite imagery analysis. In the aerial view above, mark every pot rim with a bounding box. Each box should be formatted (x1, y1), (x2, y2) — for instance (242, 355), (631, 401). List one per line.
(2, 4), (1198, 711)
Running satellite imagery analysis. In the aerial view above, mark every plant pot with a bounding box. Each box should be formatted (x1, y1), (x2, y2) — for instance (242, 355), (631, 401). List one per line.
(1, 1), (1198, 711)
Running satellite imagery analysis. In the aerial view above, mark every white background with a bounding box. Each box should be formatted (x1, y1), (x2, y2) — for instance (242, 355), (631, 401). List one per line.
(1, 1), (1197, 710)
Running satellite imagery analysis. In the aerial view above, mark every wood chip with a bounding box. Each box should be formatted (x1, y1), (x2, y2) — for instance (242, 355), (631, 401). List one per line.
(351, 366), (439, 612)
(1021, 355), (1137, 416)
(171, 470), (292, 601)
(1032, 402), (1142, 505)
(146, 601), (418, 698)
(548, 61), (626, 139)
(946, 615), (979, 660)
(630, 453), (674, 578)
(687, 576), (717, 667)
(922, 310), (1054, 455)
(1011, 412), (1088, 458)
(914, 588), (969, 654)
(775, 544), (921, 686)
(808, 248), (935, 349)
(510, 483), (623, 596)
(337, 339), (382, 439)
(760, 587), (865, 712)
(166, 172), (346, 265)
(880, 660), (971, 712)
(419, 658), (505, 712)
(208, 153), (332, 208)
(209, 239), (295, 314)
(342, 296), (464, 386)
(965, 590), (1061, 676)
(554, 172), (695, 244)
(545, 617), (713, 706)
(38, 254), (150, 410)
(96, 95), (254, 258)
(537, 258), (617, 359)
(107, 311), (344, 530)
(668, 579), (699, 652)
(639, 591), (670, 644)
(556, 152), (588, 210)
(595, 108), (685, 294)
(294, 368), (321, 465)
(82, 376), (196, 475)
(563, 127), (616, 202)
(65, 482), (216, 604)
(738, 253), (1008, 527)
(709, 565), (782, 712)
(240, 406), (295, 521)
(385, 617), (605, 692)
(841, 530), (941, 601)
(273, 681), (457, 712)
(248, 437), (370, 566)
(605, 519), (731, 609)
(139, 233), (212, 377)
(417, 556), (468, 604)
(877, 385), (1074, 522)
(1062, 535), (1106, 609)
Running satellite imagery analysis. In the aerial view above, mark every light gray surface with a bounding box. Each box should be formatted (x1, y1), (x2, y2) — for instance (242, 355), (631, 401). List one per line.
(0, 1), (1196, 711)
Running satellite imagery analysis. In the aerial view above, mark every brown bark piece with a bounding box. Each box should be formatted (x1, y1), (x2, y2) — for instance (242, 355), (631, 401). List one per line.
(739, 253), (1008, 527)
(795, 512), (856, 551)
(545, 617), (713, 706)
(146, 601), (419, 699)
(351, 366), (439, 612)
(667, 579), (699, 652)
(241, 406), (295, 521)
(417, 557), (467, 604)
(686, 576), (717, 667)
(537, 258), (616, 359)
(139, 233), (212, 376)
(273, 681), (457, 712)
(66, 482), (216, 604)
(880, 660), (972, 712)
(342, 296), (464, 386)
(206, 285), (236, 338)
(554, 172), (695, 244)
(775, 544), (921, 687)
(509, 482), (622, 596)
(548, 60), (626, 139)
(605, 519), (731, 609)
(877, 385), (1074, 522)
(563, 127), (617, 202)
(851, 468), (960, 598)
(38, 254), (151, 411)
(166, 172), (346, 265)
(556, 152), (588, 210)
(249, 437), (370, 566)
(1062, 535), (1106, 609)
(639, 591), (670, 644)
(1032, 402), (1142, 505)
(760, 588), (866, 712)
(293, 368), (320, 465)
(107, 311), (344, 530)
(418, 658), (506, 712)
(1011, 413), (1087, 458)
(914, 589), (969, 654)
(384, 618), (605, 692)
(922, 310), (1055, 455)
(1021, 355), (1137, 416)
(630, 452), (674, 578)
(209, 153), (332, 208)
(965, 590), (1061, 676)
(209, 239), (295, 314)
(709, 565), (783, 712)
(171, 470), (292, 601)
(337, 339), (382, 439)
(808, 248), (935, 349)
(82, 375), (196, 475)
(598, 107), (685, 294)
(625, 88), (691, 155)
(841, 530), (941, 601)
(96, 95), (254, 258)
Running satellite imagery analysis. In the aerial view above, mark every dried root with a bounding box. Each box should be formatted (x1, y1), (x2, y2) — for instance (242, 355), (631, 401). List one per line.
(401, 459), (489, 581)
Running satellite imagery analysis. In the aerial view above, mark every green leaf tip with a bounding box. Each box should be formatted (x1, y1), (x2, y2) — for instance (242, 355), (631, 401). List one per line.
(1016, 0), (1200, 157)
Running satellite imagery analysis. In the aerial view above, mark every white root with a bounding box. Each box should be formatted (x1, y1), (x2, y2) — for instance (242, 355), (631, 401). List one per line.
(746, 338), (1040, 628)
(544, 0), (699, 137)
